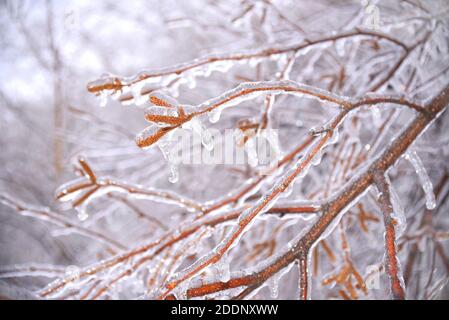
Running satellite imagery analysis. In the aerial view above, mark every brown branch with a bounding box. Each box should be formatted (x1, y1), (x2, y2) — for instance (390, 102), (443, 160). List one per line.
(159, 111), (348, 299)
(403, 172), (449, 284)
(298, 255), (309, 300)
(86, 29), (408, 95)
(136, 80), (426, 149)
(156, 80), (430, 298)
(373, 170), (406, 300)
(183, 83), (449, 299)
(153, 76), (432, 297)
(56, 157), (204, 213)
(37, 202), (316, 298)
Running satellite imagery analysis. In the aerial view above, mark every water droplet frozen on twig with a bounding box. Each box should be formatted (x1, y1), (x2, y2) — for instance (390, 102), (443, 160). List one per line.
(208, 108), (222, 123)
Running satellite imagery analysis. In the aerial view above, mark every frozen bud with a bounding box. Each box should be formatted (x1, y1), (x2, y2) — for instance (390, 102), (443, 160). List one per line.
(149, 92), (179, 108)
(135, 125), (173, 149)
(144, 106), (181, 125)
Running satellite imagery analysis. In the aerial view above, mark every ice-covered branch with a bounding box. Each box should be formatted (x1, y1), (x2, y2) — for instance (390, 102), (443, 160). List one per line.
(373, 171), (406, 300)
(56, 157), (204, 214)
(3, 0), (449, 302)
(158, 111), (347, 298)
(37, 203), (318, 299)
(86, 29), (408, 98)
(136, 80), (426, 149)
(0, 194), (127, 251)
(182, 83), (449, 299)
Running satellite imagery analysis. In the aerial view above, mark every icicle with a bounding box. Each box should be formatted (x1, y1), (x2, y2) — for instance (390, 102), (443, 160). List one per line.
(208, 108), (222, 123)
(144, 106), (179, 127)
(184, 71), (197, 89)
(111, 89), (122, 101)
(329, 127), (340, 145)
(212, 60), (233, 73)
(311, 150), (323, 166)
(98, 91), (108, 107)
(159, 141), (180, 184)
(76, 205), (89, 221)
(404, 151), (436, 210)
(131, 82), (147, 106)
(245, 138), (259, 167)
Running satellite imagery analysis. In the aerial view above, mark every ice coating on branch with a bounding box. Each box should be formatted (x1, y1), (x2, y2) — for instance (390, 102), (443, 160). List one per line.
(404, 151), (436, 210)
(145, 105), (178, 117)
(191, 128), (338, 273)
(149, 92), (179, 108)
(87, 51), (242, 101)
(87, 73), (122, 93)
(144, 106), (180, 127)
(196, 80), (352, 114)
(387, 179), (407, 236)
(9, 1), (449, 301)
(319, 185), (372, 242)
(134, 80), (349, 152)
(54, 177), (90, 202)
(135, 125), (167, 149)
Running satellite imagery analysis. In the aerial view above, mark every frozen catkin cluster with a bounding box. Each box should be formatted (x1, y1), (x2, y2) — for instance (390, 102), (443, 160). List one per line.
(1, 0), (449, 300)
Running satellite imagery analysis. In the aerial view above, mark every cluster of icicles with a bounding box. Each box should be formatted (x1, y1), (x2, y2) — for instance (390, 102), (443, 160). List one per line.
(92, 61), (354, 186)
(73, 49), (441, 299)
(90, 54), (296, 185)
